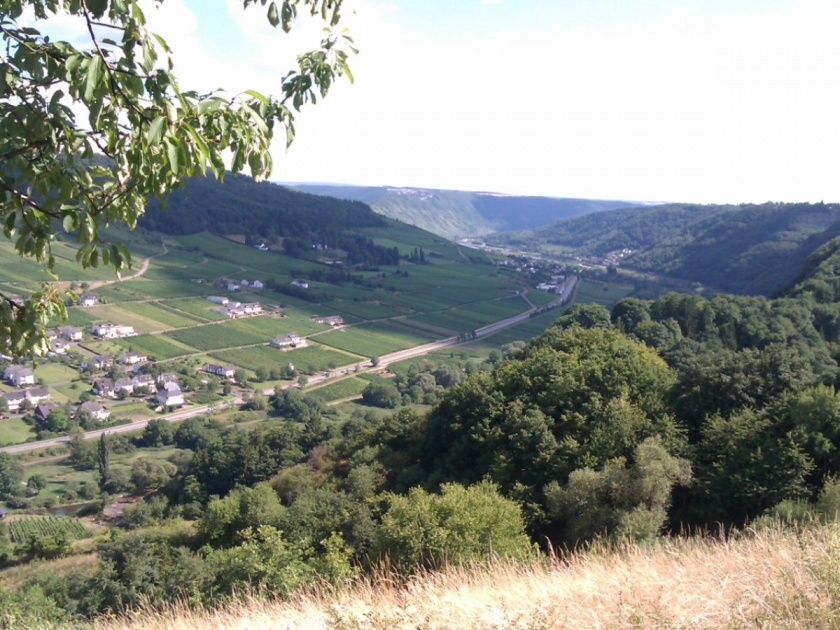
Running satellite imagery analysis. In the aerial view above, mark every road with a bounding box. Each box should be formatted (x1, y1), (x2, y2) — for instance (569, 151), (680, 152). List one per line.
(1, 279), (577, 455)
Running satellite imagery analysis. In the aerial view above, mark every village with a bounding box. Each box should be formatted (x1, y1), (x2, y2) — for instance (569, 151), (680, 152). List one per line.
(0, 279), (355, 441)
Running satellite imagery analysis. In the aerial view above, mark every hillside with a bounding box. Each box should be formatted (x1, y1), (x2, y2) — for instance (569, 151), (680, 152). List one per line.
(289, 184), (632, 239)
(99, 522), (840, 630)
(504, 202), (840, 296)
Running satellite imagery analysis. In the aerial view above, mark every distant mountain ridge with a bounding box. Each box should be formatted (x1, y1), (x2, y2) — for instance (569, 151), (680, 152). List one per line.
(288, 183), (633, 239)
(504, 202), (840, 296)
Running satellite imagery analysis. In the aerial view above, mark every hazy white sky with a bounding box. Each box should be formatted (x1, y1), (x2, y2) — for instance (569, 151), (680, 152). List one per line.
(65, 0), (840, 202)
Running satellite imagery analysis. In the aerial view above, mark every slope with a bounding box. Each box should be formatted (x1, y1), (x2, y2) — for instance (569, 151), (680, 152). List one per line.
(100, 522), (840, 630)
(289, 184), (633, 239)
(505, 202), (840, 296)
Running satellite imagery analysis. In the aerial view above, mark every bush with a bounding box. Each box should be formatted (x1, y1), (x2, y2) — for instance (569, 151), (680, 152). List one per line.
(361, 382), (402, 409)
(375, 481), (533, 573)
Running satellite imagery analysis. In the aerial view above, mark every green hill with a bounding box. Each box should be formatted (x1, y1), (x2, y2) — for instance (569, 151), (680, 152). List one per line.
(288, 184), (632, 239)
(504, 202), (840, 296)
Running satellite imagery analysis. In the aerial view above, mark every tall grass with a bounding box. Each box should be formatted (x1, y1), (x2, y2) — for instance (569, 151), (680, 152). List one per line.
(97, 522), (840, 629)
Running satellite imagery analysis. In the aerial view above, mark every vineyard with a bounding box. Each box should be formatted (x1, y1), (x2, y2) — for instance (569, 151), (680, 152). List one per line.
(7, 516), (88, 544)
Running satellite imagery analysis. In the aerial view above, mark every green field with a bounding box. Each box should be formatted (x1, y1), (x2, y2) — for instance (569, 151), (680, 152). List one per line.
(114, 334), (197, 360)
(122, 301), (206, 329)
(573, 278), (634, 308)
(0, 419), (36, 446)
(212, 343), (358, 375)
(316, 322), (436, 357)
(166, 322), (266, 351)
(8, 516), (89, 543)
(308, 377), (369, 402)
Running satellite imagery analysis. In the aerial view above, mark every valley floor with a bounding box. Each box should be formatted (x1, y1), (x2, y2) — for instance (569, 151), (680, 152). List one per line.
(97, 522), (840, 630)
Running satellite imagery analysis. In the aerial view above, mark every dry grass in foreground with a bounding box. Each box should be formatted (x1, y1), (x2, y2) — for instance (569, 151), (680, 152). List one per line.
(98, 523), (840, 630)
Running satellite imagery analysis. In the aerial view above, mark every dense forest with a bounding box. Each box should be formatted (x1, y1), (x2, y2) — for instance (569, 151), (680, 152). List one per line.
(503, 202), (840, 296)
(140, 175), (392, 254)
(293, 184), (631, 239)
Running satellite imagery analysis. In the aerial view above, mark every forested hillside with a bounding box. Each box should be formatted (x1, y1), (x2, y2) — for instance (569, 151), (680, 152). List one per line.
(291, 184), (632, 239)
(504, 202), (840, 296)
(141, 175), (385, 239)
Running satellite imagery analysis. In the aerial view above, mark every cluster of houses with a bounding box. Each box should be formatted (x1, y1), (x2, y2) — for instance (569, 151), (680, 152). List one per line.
(271, 334), (303, 349)
(45, 326), (84, 355)
(312, 315), (345, 328)
(93, 372), (184, 408)
(91, 323), (137, 339)
(224, 279), (265, 292)
(33, 401), (111, 424)
(206, 295), (264, 319)
(536, 275), (576, 297)
(2, 366), (50, 413)
(223, 302), (263, 319)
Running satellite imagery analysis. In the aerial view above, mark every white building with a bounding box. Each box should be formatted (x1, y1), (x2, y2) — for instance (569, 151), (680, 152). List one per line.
(271, 334), (302, 349)
(290, 279), (309, 289)
(92, 323), (136, 339)
(204, 364), (235, 379)
(78, 401), (111, 422)
(207, 296), (229, 305)
(3, 366), (35, 387)
(58, 326), (83, 341)
(223, 302), (262, 319)
(120, 353), (147, 366)
(313, 315), (345, 328)
(79, 294), (98, 307)
(157, 382), (185, 407)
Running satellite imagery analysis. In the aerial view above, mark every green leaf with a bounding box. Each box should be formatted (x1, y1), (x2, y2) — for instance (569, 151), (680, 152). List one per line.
(267, 1), (280, 27)
(166, 140), (180, 174)
(62, 215), (77, 233)
(84, 55), (104, 102)
(146, 116), (166, 145)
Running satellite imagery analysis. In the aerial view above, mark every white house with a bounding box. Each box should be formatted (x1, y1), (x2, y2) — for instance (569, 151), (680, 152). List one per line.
(313, 315), (345, 328)
(24, 387), (50, 406)
(2, 391), (26, 412)
(92, 323), (136, 339)
(226, 282), (241, 292)
(78, 401), (111, 422)
(271, 334), (302, 349)
(254, 242), (269, 251)
(250, 280), (265, 290)
(207, 296), (229, 306)
(157, 373), (179, 387)
(290, 279), (309, 289)
(3, 366), (35, 387)
(91, 356), (114, 370)
(79, 294), (98, 307)
(204, 364), (235, 379)
(131, 374), (155, 390)
(223, 302), (262, 319)
(93, 378), (116, 398)
(157, 382), (185, 407)
(120, 353), (147, 366)
(114, 378), (135, 396)
(58, 326), (83, 341)
(49, 339), (70, 355)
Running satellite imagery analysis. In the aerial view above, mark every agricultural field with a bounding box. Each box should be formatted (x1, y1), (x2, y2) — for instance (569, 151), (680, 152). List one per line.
(7, 516), (89, 543)
(573, 278), (634, 308)
(114, 334), (197, 360)
(212, 343), (358, 375)
(317, 322), (436, 357)
(308, 377), (369, 402)
(165, 322), (266, 352)
(121, 302), (206, 329)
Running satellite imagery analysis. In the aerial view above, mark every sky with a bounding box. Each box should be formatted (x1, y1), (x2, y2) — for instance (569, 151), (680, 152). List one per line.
(45, 0), (840, 203)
